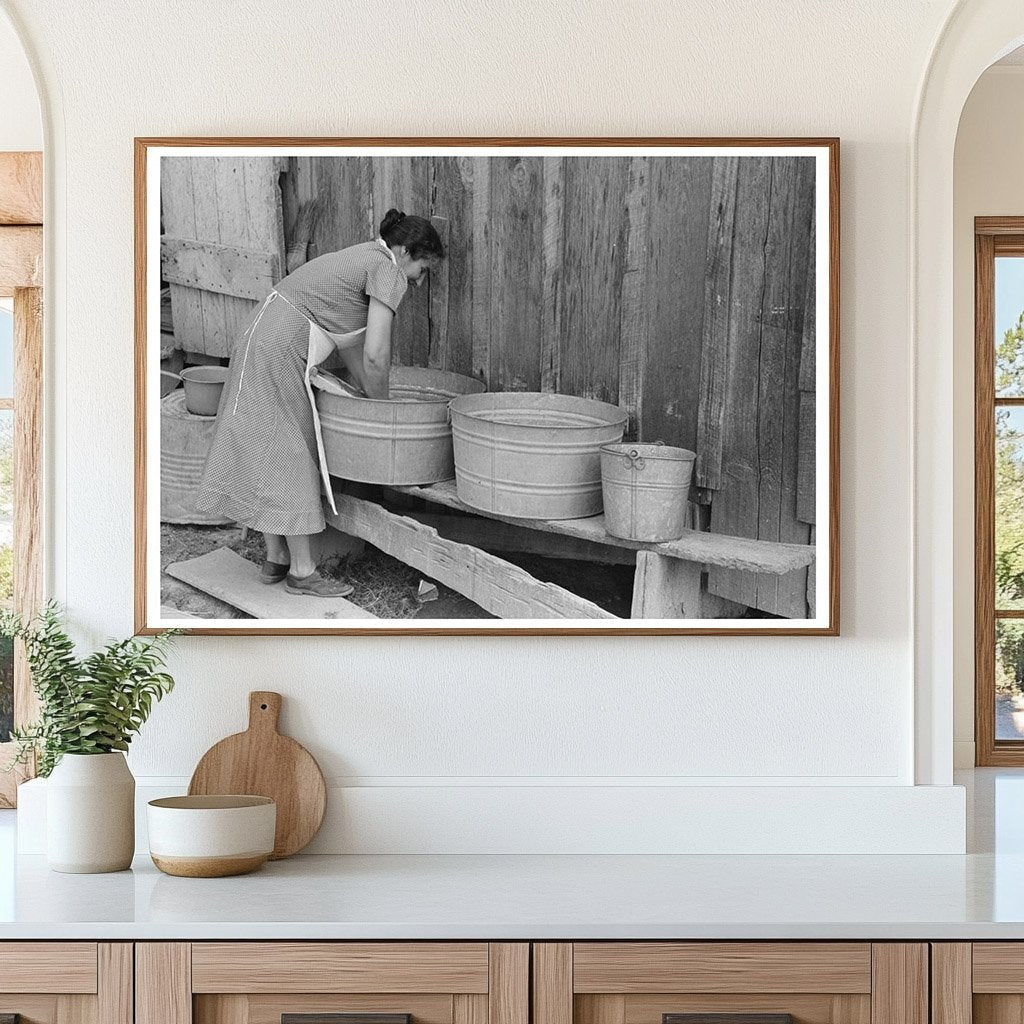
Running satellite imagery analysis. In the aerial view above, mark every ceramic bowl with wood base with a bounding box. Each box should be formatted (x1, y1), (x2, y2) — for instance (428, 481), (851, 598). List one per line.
(147, 795), (276, 877)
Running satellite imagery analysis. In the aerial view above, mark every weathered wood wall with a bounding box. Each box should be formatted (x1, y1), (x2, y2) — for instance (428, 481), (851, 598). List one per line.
(162, 154), (818, 617)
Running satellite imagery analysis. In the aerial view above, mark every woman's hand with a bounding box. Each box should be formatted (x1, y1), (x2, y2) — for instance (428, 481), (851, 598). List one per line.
(362, 297), (394, 399)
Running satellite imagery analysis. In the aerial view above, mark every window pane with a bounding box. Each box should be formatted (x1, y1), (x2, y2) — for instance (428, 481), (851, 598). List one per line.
(998, 620), (1024, 740)
(996, 407), (1024, 608)
(996, 257), (1024, 397)
(0, 306), (12, 399)
(0, 409), (11, 742)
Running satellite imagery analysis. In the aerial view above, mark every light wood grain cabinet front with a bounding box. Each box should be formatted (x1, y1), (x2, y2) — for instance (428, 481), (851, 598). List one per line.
(136, 944), (528, 1024)
(932, 943), (1024, 1024)
(533, 944), (929, 1024)
(0, 943), (132, 1024)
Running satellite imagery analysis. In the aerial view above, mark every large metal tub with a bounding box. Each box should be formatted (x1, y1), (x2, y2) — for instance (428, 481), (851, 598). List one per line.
(314, 366), (485, 486)
(450, 392), (628, 519)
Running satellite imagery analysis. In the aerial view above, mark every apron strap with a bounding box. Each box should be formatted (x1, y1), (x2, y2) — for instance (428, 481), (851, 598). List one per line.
(232, 290), (279, 415)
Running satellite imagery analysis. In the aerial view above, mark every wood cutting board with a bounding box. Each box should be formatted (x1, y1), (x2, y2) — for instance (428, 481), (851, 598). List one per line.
(188, 691), (326, 859)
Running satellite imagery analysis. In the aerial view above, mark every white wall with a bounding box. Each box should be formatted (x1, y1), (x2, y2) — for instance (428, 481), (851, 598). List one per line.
(0, 0), (971, 852)
(952, 66), (1024, 767)
(0, 11), (39, 152)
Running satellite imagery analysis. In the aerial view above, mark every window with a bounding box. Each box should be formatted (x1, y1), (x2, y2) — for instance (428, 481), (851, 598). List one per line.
(975, 219), (1024, 764)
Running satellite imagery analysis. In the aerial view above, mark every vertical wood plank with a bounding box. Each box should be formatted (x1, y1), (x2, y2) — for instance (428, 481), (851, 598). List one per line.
(533, 944), (573, 1024)
(374, 156), (431, 368)
(160, 157), (204, 353)
(631, 552), (702, 618)
(98, 944), (133, 1024)
(708, 155), (815, 617)
(136, 943), (192, 1024)
(316, 155), (374, 259)
(488, 943), (528, 1024)
(540, 157), (565, 394)
(695, 156), (739, 494)
(576, 995), (625, 1024)
(472, 159), (492, 386)
(754, 157), (815, 616)
(560, 157), (629, 404)
(193, 157), (229, 357)
(429, 156), (474, 375)
(618, 156), (650, 439)
(455, 995), (488, 1024)
(931, 944), (972, 1024)
(977, 230), (997, 764)
(428, 215), (451, 370)
(490, 157), (544, 392)
(643, 156), (713, 451)
(871, 944), (928, 1024)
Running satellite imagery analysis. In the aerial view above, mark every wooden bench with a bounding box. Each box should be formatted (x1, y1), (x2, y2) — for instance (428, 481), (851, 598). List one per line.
(324, 480), (815, 621)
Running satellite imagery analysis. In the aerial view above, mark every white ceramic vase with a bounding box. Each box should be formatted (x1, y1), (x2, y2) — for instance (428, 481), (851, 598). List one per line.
(46, 752), (135, 873)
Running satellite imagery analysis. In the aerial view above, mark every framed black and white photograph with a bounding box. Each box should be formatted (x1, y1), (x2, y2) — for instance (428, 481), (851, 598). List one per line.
(135, 138), (838, 635)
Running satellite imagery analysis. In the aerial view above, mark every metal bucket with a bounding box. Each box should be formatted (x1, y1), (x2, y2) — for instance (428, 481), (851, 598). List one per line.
(314, 366), (485, 486)
(450, 392), (628, 519)
(600, 442), (696, 541)
(160, 390), (232, 525)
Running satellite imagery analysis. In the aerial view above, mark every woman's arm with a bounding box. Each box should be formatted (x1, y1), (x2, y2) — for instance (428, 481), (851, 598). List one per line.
(362, 297), (394, 399)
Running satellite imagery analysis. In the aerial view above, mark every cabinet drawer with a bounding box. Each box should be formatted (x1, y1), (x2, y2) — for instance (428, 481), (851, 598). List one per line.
(0, 943), (130, 1024)
(139, 943), (528, 1024)
(0, 942), (98, 994)
(534, 944), (926, 1024)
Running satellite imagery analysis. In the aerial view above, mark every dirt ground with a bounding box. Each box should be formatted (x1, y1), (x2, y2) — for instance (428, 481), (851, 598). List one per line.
(160, 523), (497, 620)
(160, 520), (635, 621)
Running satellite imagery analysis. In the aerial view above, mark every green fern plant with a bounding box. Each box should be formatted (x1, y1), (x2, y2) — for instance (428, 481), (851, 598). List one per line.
(0, 602), (180, 777)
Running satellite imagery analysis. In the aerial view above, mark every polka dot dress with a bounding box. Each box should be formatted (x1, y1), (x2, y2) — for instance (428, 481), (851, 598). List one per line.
(194, 242), (408, 535)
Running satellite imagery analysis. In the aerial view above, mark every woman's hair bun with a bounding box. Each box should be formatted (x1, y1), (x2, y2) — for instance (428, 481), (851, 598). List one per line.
(379, 208), (406, 236)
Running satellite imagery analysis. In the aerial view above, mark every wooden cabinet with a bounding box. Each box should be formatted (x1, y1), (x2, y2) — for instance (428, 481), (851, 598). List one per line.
(932, 943), (1024, 1024)
(532, 944), (929, 1024)
(0, 943), (132, 1024)
(136, 944), (528, 1024)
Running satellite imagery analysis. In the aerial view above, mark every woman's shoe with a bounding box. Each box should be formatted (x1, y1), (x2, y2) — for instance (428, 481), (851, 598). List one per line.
(259, 559), (290, 585)
(284, 569), (355, 598)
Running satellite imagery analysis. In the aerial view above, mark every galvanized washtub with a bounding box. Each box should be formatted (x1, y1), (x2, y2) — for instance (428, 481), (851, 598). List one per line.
(600, 442), (696, 542)
(450, 392), (628, 520)
(313, 366), (485, 486)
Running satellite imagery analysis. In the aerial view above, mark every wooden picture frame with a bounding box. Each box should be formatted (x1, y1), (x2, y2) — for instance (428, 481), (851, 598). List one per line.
(135, 137), (839, 636)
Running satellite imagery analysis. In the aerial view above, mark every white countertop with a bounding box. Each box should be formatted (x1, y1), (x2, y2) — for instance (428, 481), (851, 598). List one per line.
(1, 769), (1021, 941)
(0, 849), (1020, 940)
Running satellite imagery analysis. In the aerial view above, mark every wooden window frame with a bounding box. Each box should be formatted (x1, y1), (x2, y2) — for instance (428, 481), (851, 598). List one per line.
(0, 151), (44, 806)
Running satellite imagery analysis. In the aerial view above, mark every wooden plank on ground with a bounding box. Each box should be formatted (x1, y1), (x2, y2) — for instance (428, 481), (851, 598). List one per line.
(396, 480), (814, 574)
(491, 155), (544, 392)
(643, 156), (713, 451)
(161, 237), (281, 301)
(0, 152), (42, 225)
(0, 225), (42, 293)
(325, 493), (617, 619)
(166, 547), (375, 619)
